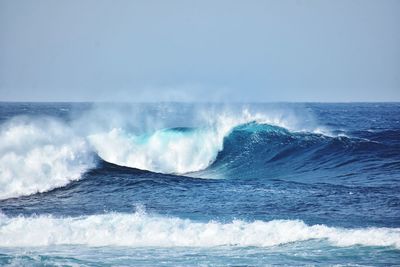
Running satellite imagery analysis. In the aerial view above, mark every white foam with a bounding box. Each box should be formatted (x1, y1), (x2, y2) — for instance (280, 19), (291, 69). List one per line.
(0, 211), (398, 248)
(0, 117), (95, 200)
(88, 109), (316, 174)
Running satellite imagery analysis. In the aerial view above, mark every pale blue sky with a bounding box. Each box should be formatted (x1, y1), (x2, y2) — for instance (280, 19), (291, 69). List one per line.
(0, 0), (399, 102)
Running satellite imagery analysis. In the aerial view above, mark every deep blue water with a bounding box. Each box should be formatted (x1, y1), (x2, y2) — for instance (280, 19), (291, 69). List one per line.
(0, 102), (399, 266)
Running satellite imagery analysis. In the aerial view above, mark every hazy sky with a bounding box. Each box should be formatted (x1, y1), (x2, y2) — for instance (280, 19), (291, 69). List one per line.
(0, 0), (399, 102)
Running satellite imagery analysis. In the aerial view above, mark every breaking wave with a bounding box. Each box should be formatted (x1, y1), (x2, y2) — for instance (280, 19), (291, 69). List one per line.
(87, 109), (327, 174)
(0, 211), (398, 248)
(3, 106), (392, 199)
(0, 117), (95, 200)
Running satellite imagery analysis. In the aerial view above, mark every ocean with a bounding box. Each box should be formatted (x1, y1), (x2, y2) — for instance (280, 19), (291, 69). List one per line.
(0, 102), (399, 266)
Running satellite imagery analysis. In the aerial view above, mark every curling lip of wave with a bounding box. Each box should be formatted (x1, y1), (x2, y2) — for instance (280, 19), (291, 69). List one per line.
(88, 126), (225, 174)
(0, 211), (399, 248)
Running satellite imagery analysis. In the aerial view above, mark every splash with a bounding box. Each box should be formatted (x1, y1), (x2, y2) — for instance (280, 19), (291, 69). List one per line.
(0, 117), (95, 200)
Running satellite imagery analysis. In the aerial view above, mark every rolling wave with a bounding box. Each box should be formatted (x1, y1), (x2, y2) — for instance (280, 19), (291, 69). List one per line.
(0, 210), (398, 248)
(86, 109), (334, 175)
(86, 109), (284, 174)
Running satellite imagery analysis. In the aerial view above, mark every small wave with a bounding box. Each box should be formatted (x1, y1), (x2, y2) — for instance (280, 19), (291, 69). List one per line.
(0, 117), (96, 200)
(0, 211), (398, 248)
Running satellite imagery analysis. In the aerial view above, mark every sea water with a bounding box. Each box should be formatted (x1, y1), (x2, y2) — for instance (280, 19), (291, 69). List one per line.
(0, 102), (399, 266)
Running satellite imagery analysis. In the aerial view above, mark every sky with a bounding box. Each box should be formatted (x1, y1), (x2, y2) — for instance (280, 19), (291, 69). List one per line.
(0, 0), (399, 102)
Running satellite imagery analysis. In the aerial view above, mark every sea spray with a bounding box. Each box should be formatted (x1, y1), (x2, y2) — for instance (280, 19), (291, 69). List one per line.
(0, 117), (95, 199)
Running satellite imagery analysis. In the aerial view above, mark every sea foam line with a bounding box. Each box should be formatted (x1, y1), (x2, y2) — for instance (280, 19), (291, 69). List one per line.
(0, 212), (399, 248)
